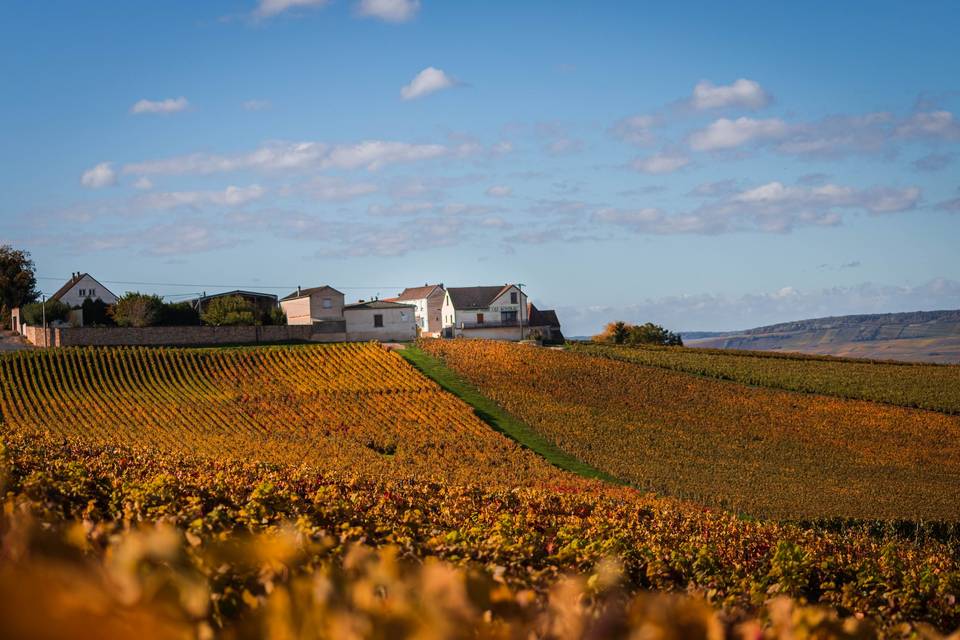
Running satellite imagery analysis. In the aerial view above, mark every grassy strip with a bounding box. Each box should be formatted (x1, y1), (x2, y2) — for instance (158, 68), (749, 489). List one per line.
(399, 345), (625, 485)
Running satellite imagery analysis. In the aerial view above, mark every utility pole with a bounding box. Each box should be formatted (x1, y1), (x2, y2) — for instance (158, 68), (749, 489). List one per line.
(41, 293), (47, 348)
(516, 283), (526, 341)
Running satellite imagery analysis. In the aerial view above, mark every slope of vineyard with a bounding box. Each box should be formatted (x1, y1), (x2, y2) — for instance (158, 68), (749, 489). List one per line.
(4, 432), (960, 635)
(420, 340), (960, 520)
(572, 342), (960, 414)
(0, 343), (567, 487)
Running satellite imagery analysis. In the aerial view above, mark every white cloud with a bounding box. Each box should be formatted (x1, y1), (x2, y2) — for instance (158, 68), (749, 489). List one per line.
(242, 99), (272, 111)
(896, 110), (960, 140)
(400, 67), (456, 100)
(486, 185), (513, 197)
(121, 139), (462, 176)
(324, 140), (448, 170)
(130, 97), (189, 115)
(133, 177), (154, 190)
(592, 180), (921, 235)
(254, 0), (328, 19)
(138, 185), (266, 210)
(555, 278), (960, 335)
(691, 79), (771, 110)
(610, 114), (658, 145)
(304, 176), (377, 201)
(357, 0), (420, 22)
(80, 162), (116, 189)
(689, 117), (788, 151)
(632, 151), (690, 175)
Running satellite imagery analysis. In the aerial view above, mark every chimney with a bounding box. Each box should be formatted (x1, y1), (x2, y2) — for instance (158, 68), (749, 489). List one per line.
(297, 285), (302, 296)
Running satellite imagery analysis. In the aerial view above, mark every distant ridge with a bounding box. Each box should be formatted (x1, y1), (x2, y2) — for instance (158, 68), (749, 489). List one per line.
(685, 309), (960, 363)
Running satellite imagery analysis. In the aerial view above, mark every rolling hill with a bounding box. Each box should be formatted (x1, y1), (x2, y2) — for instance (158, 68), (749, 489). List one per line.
(684, 309), (960, 363)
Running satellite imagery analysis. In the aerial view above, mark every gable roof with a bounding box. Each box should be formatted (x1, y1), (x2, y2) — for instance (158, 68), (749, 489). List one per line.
(281, 285), (344, 301)
(446, 285), (516, 310)
(528, 303), (561, 328)
(344, 300), (416, 310)
(396, 284), (444, 301)
(50, 273), (117, 302)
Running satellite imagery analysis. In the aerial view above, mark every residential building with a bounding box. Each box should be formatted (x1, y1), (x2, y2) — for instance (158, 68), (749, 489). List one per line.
(50, 272), (119, 307)
(343, 300), (417, 342)
(441, 284), (529, 340)
(392, 284), (445, 337)
(280, 285), (344, 325)
(527, 303), (565, 344)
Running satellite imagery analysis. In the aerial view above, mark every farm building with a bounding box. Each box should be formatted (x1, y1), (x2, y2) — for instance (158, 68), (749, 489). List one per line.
(280, 285), (344, 326)
(343, 300), (417, 342)
(391, 284), (445, 337)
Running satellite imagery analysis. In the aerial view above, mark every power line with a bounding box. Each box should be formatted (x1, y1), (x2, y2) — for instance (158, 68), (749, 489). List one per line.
(36, 276), (407, 291)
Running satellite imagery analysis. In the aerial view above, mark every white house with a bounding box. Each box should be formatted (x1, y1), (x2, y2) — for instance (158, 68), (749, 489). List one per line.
(280, 285), (344, 325)
(390, 284), (445, 337)
(50, 272), (118, 307)
(441, 284), (529, 340)
(343, 300), (417, 342)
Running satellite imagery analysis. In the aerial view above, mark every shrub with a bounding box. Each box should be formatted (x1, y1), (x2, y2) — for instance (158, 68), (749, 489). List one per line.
(160, 302), (201, 326)
(202, 295), (257, 327)
(21, 300), (71, 325)
(593, 321), (683, 346)
(110, 293), (164, 327)
(80, 298), (114, 327)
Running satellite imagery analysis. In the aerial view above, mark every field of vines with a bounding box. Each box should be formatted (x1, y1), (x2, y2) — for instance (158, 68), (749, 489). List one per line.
(421, 340), (960, 520)
(0, 343), (566, 487)
(572, 342), (960, 414)
(3, 433), (960, 636)
(2, 342), (960, 636)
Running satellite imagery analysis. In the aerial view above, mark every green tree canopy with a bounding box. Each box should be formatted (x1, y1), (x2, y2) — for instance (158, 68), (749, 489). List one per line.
(21, 300), (71, 326)
(110, 292), (164, 327)
(201, 295), (257, 327)
(593, 321), (683, 347)
(0, 245), (40, 328)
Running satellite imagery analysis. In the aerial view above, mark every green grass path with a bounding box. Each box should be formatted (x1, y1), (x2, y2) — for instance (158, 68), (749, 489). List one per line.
(398, 345), (625, 485)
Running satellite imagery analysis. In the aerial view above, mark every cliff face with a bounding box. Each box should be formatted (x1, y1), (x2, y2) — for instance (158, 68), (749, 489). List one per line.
(687, 309), (960, 363)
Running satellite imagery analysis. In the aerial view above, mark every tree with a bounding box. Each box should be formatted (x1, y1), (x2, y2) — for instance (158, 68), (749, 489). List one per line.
(81, 297), (114, 327)
(21, 300), (71, 325)
(267, 306), (287, 326)
(110, 292), (164, 327)
(0, 245), (39, 329)
(592, 321), (683, 347)
(202, 295), (257, 327)
(160, 302), (201, 326)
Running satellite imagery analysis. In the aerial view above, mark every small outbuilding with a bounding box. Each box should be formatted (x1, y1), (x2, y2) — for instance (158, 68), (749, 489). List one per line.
(343, 300), (417, 342)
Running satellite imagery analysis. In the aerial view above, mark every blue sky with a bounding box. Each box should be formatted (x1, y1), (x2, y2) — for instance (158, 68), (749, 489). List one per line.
(2, 0), (959, 334)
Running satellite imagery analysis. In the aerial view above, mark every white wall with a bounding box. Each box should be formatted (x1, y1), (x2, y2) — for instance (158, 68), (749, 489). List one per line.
(344, 306), (416, 342)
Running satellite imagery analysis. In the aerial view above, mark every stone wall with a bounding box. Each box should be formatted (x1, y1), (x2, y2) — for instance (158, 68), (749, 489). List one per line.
(18, 324), (398, 347)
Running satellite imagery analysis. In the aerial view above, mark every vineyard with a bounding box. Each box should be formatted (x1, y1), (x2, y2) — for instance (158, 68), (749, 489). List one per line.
(573, 342), (960, 414)
(420, 340), (960, 520)
(2, 342), (960, 636)
(3, 433), (960, 636)
(0, 343), (567, 487)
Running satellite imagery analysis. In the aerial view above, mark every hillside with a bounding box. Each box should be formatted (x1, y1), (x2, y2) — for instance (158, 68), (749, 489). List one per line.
(685, 309), (960, 363)
(422, 340), (960, 520)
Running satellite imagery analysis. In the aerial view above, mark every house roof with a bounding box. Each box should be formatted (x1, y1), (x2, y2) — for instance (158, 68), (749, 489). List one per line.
(281, 285), (344, 301)
(446, 285), (516, 310)
(344, 300), (416, 310)
(396, 284), (444, 301)
(50, 273), (117, 302)
(194, 290), (278, 304)
(528, 303), (561, 328)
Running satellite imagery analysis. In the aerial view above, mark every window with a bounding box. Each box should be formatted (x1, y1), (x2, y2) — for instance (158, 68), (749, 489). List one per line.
(501, 310), (518, 324)
(90, 288), (96, 296)
(400, 311), (407, 321)
(476, 313), (484, 324)
(78, 288), (86, 296)
(374, 314), (383, 327)
(322, 297), (332, 309)
(510, 292), (518, 304)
